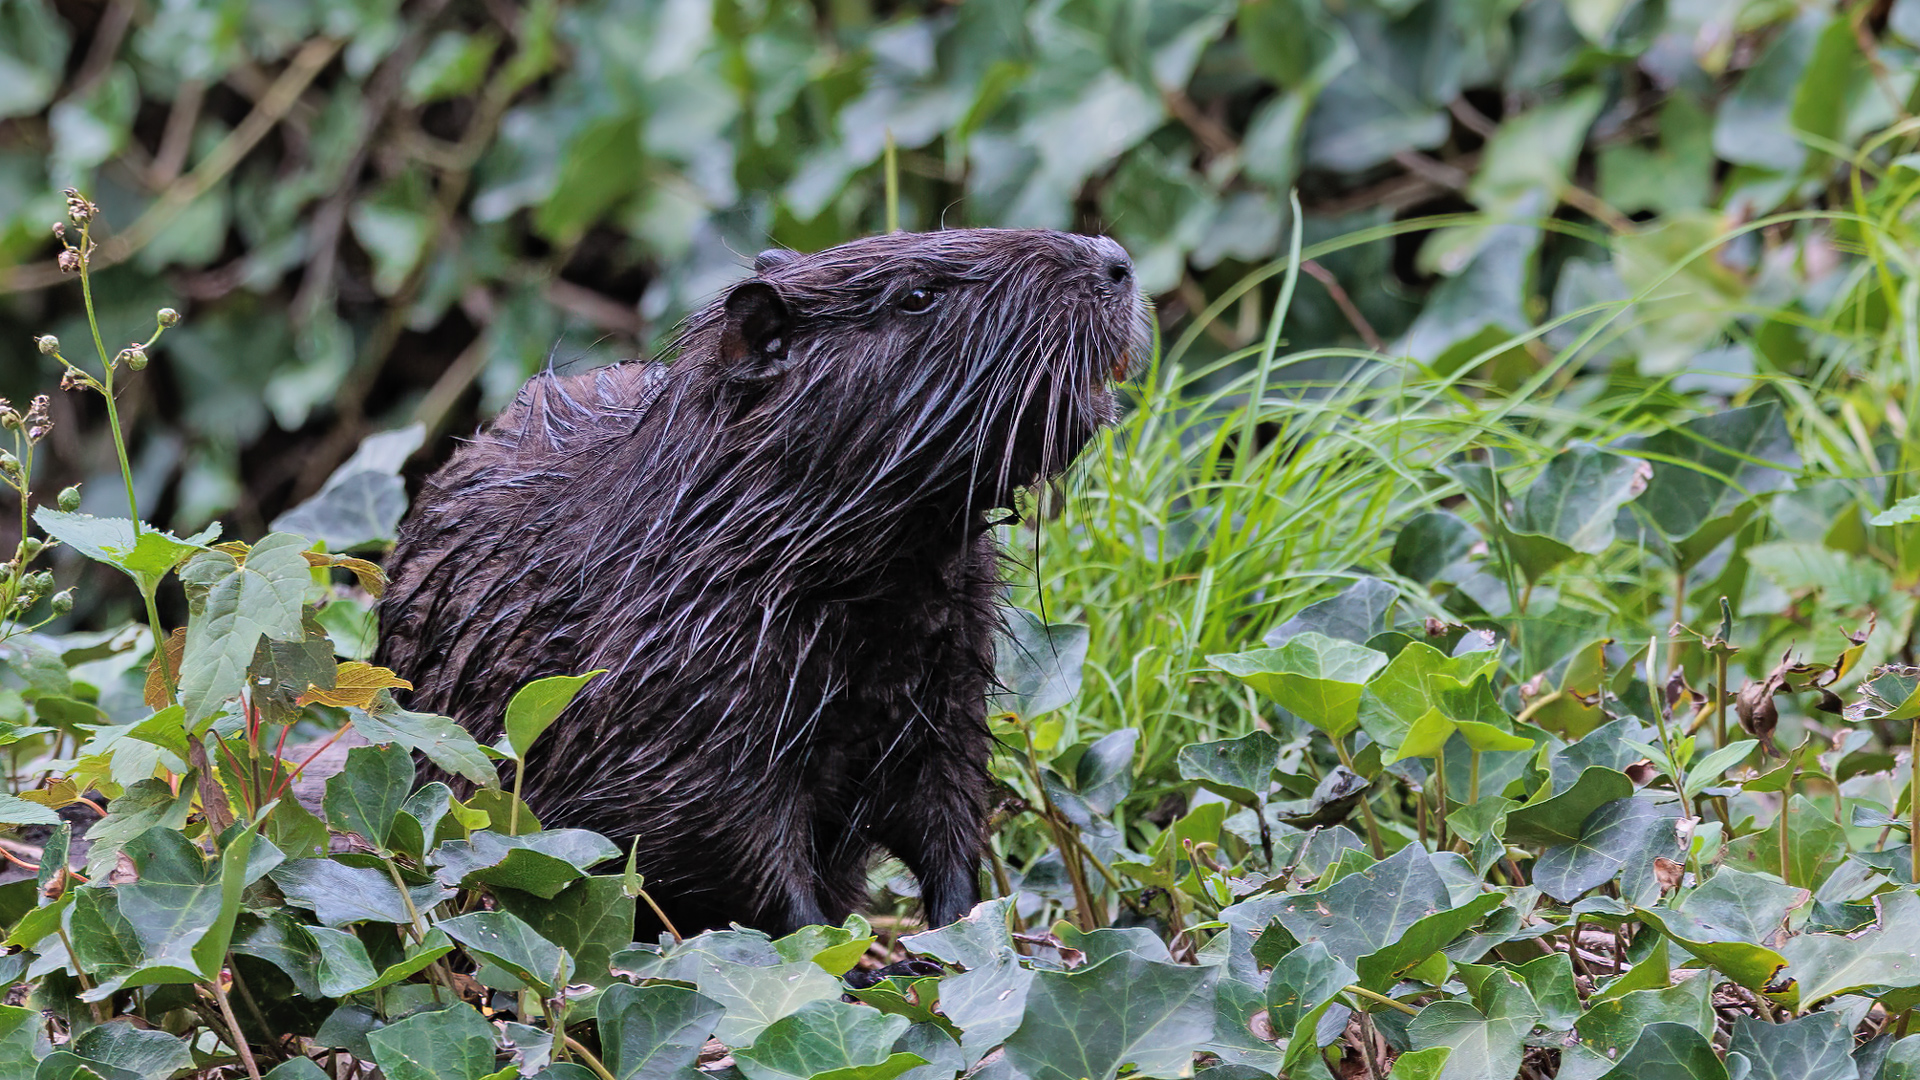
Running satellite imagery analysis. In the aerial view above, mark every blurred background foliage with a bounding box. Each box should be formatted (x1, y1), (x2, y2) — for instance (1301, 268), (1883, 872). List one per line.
(0, 0), (1908, 623)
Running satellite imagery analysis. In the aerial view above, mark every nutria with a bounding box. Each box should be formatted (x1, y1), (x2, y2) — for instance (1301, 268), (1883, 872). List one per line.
(376, 229), (1147, 935)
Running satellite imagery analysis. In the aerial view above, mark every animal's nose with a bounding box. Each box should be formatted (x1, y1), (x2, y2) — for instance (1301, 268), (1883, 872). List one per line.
(1085, 236), (1134, 288)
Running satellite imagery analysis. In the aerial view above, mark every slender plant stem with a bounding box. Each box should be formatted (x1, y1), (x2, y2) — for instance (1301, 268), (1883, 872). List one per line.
(883, 129), (899, 233)
(1331, 737), (1384, 858)
(1344, 984), (1421, 1015)
(210, 973), (263, 1080)
(564, 1035), (617, 1080)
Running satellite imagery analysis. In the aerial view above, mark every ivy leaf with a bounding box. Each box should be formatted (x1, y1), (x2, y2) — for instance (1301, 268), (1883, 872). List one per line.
(366, 1004), (500, 1080)
(432, 829), (620, 898)
(1406, 969), (1540, 1080)
(0, 1006), (41, 1078)
(1533, 796), (1683, 903)
(1272, 845), (1450, 967)
(990, 609), (1089, 719)
(1593, 1022), (1728, 1080)
(495, 876), (635, 987)
(1265, 942), (1355, 1070)
(1778, 888), (1920, 1008)
(1504, 767), (1636, 847)
(694, 958), (842, 1047)
(438, 910), (573, 995)
(1616, 402), (1798, 557)
(899, 897), (1015, 970)
(1262, 576), (1400, 647)
(598, 983), (725, 1080)
(323, 742), (414, 851)
(1727, 1012), (1856, 1080)
(69, 1022), (193, 1080)
(270, 858), (454, 927)
(1000, 951), (1219, 1080)
(1177, 730), (1282, 806)
(1209, 632), (1389, 738)
(732, 1001), (915, 1080)
(353, 694), (497, 786)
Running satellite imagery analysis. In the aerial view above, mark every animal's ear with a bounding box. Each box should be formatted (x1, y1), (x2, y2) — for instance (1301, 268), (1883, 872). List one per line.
(717, 280), (793, 382)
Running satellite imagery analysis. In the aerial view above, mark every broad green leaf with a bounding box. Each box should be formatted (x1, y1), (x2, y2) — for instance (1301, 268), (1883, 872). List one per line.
(177, 534), (312, 722)
(0, 793), (60, 826)
(0, 1007), (41, 1078)
(1355, 892), (1504, 991)
(68, 1023), (192, 1080)
(323, 742), (414, 851)
(1725, 795), (1849, 889)
(270, 858), (453, 927)
(367, 1005), (499, 1080)
(1265, 941), (1354, 1070)
(1406, 969), (1539, 1080)
(1261, 576), (1399, 647)
(1594, 1022), (1728, 1080)
(353, 696), (498, 786)
(1856, 667), (1920, 724)
(990, 609), (1089, 718)
(922, 947), (1030, 1064)
(30, 510), (217, 594)
(496, 875), (635, 987)
(1272, 845), (1451, 967)
(1355, 641), (1500, 751)
(432, 829), (620, 898)
(438, 910), (572, 995)
(1779, 888), (1920, 1008)
(1000, 951), (1218, 1080)
(1533, 796), (1682, 903)
(1072, 727), (1137, 815)
(598, 983), (725, 1080)
(1631, 905), (1788, 995)
(1576, 973), (1715, 1054)
(309, 925), (454, 996)
(1390, 511), (1480, 585)
(1177, 730), (1281, 805)
(899, 897), (1014, 970)
(732, 1001), (914, 1080)
(500, 671), (606, 761)
(693, 958), (842, 1047)
(1616, 402), (1798, 550)
(773, 915), (874, 974)
(1874, 495), (1920, 526)
(1727, 1012), (1856, 1080)
(1504, 767), (1635, 847)
(1503, 444), (1651, 578)
(1209, 632), (1388, 737)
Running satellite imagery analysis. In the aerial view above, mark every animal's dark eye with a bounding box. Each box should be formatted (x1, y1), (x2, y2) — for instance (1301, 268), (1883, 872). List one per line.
(899, 287), (939, 314)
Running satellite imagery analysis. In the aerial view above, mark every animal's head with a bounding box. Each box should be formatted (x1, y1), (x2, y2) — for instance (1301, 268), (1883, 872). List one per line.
(680, 228), (1150, 517)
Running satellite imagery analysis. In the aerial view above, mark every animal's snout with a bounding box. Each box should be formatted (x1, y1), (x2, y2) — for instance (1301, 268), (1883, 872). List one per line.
(1082, 235), (1135, 293)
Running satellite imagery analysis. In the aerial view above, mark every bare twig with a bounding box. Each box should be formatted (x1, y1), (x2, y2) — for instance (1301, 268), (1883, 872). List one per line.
(1300, 260), (1384, 350)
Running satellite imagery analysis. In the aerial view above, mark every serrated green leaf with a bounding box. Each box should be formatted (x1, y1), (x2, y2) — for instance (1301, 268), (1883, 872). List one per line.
(177, 534), (312, 722)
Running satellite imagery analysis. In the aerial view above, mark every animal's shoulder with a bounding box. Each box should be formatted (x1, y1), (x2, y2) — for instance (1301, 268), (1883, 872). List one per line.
(484, 361), (671, 459)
